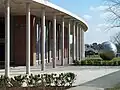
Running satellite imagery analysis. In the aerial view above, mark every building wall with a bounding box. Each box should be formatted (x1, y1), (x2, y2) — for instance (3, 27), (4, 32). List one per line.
(13, 15), (36, 66)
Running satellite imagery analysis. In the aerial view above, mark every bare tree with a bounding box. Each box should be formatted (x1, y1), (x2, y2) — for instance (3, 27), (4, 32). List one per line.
(105, 0), (120, 29)
(111, 32), (120, 44)
(111, 32), (120, 52)
(105, 0), (120, 52)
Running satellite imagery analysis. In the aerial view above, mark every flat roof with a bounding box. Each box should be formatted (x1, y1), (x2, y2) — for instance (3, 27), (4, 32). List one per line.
(0, 0), (88, 31)
(33, 0), (88, 31)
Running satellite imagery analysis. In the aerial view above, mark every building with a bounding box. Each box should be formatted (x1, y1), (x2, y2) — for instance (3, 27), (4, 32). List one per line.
(0, 0), (88, 76)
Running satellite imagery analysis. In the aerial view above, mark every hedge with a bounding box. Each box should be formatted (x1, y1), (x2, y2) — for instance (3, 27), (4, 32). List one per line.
(74, 58), (120, 66)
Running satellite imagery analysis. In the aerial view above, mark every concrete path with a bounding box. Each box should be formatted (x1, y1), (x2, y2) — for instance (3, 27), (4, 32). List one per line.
(68, 67), (120, 90)
(1, 65), (120, 89)
(0, 66), (120, 87)
(81, 69), (120, 88)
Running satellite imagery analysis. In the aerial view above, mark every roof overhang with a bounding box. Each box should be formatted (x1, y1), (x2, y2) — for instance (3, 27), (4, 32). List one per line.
(0, 0), (88, 31)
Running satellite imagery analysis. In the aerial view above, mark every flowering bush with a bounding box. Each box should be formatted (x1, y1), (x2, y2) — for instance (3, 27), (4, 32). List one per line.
(0, 72), (76, 88)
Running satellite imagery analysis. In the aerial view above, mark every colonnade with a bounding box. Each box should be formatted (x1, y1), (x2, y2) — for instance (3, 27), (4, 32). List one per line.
(4, 0), (85, 77)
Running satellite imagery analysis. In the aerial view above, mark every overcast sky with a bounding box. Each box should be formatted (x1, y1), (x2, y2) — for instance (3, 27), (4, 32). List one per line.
(50, 0), (120, 44)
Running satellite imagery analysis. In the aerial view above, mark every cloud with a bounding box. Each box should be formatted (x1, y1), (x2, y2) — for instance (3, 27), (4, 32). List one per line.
(83, 15), (92, 21)
(95, 24), (107, 32)
(100, 12), (111, 18)
(97, 23), (108, 27)
(97, 23), (109, 30)
(96, 23), (114, 32)
(90, 5), (108, 12)
(95, 28), (101, 32)
(97, 23), (113, 28)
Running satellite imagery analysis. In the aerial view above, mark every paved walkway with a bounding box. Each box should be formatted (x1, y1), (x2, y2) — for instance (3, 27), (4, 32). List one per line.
(0, 66), (120, 87)
(81, 69), (120, 88)
(67, 67), (120, 90)
(1, 65), (120, 89)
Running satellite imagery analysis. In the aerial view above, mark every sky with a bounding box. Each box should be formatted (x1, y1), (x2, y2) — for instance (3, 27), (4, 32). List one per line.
(50, 0), (120, 44)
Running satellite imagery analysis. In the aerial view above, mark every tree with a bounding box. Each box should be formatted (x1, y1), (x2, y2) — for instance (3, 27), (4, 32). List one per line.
(105, 0), (120, 29)
(92, 43), (98, 50)
(85, 44), (90, 48)
(105, 0), (120, 52)
(111, 32), (120, 45)
(85, 42), (102, 57)
(111, 32), (120, 52)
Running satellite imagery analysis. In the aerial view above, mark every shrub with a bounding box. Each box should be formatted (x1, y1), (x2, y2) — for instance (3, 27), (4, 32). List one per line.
(74, 58), (120, 66)
(0, 75), (11, 87)
(0, 72), (76, 88)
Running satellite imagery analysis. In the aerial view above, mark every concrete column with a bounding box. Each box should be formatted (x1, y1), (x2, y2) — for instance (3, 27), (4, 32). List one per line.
(48, 21), (51, 63)
(36, 23), (39, 61)
(38, 20), (41, 65)
(81, 29), (85, 59)
(72, 22), (76, 61)
(41, 9), (46, 71)
(58, 25), (61, 61)
(26, 2), (31, 74)
(61, 17), (64, 66)
(5, 0), (10, 77)
(79, 26), (81, 60)
(76, 24), (79, 60)
(46, 23), (49, 63)
(36, 19), (41, 65)
(68, 21), (71, 64)
(53, 15), (56, 68)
